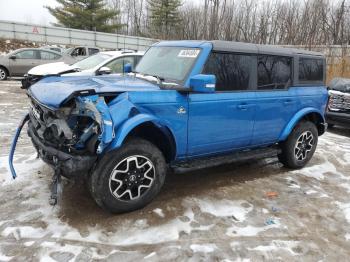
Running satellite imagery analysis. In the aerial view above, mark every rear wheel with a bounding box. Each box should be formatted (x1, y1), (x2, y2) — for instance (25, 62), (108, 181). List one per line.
(278, 121), (318, 169)
(0, 67), (8, 80)
(89, 138), (167, 213)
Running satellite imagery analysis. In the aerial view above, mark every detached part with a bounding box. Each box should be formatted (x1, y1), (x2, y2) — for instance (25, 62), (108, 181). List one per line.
(9, 113), (29, 179)
(49, 162), (62, 206)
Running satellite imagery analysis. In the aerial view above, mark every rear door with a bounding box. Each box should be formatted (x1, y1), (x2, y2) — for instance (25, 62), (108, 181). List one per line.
(39, 50), (62, 64)
(188, 52), (256, 156)
(9, 50), (41, 76)
(251, 55), (297, 145)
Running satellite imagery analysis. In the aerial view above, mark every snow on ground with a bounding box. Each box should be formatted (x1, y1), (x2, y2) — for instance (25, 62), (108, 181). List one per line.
(0, 80), (350, 261)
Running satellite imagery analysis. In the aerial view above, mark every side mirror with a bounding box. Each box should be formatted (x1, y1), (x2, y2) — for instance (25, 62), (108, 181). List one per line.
(98, 66), (112, 75)
(189, 74), (216, 93)
(9, 55), (17, 60)
(123, 63), (132, 73)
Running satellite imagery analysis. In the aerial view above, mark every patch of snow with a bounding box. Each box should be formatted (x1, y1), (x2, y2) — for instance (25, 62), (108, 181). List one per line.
(335, 201), (350, 223)
(262, 208), (269, 214)
(24, 241), (35, 247)
(144, 252), (156, 259)
(0, 253), (13, 262)
(0, 154), (43, 185)
(190, 243), (217, 253)
(1, 226), (46, 239)
(248, 240), (300, 255)
(185, 197), (253, 221)
(345, 233), (350, 241)
(226, 219), (281, 237)
(305, 190), (317, 195)
(292, 158), (340, 181)
(153, 208), (165, 218)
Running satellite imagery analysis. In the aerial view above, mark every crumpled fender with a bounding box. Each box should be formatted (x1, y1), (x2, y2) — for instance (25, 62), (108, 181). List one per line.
(105, 93), (166, 151)
(278, 107), (325, 141)
(106, 113), (159, 151)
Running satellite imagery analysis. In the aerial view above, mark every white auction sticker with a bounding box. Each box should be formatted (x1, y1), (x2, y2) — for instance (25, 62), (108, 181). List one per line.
(178, 49), (200, 58)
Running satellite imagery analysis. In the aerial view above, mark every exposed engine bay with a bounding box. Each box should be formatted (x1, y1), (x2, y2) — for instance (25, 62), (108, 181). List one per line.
(29, 94), (114, 155)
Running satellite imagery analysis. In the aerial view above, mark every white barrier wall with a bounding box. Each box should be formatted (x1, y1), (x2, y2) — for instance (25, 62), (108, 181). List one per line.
(0, 20), (158, 51)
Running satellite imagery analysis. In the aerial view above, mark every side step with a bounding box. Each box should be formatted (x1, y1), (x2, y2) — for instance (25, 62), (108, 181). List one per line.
(171, 146), (281, 174)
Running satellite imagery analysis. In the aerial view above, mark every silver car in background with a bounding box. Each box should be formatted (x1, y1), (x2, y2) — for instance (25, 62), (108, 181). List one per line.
(0, 48), (75, 80)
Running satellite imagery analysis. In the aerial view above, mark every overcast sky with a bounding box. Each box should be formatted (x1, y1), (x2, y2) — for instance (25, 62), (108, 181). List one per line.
(0, 0), (58, 25)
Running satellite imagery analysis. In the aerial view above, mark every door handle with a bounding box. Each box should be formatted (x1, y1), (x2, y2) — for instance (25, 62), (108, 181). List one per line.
(283, 100), (294, 105)
(237, 103), (255, 110)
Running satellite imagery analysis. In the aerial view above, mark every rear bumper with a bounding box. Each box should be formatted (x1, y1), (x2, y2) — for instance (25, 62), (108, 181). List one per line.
(28, 123), (97, 178)
(326, 111), (350, 127)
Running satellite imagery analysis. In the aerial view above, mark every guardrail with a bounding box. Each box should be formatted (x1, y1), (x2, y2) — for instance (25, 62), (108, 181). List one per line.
(0, 20), (158, 51)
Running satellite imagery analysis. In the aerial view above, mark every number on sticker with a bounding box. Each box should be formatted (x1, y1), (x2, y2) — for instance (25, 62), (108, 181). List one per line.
(178, 49), (200, 58)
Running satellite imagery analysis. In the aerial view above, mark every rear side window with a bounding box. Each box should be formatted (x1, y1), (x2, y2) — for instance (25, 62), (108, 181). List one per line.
(258, 55), (292, 90)
(299, 58), (323, 83)
(89, 48), (99, 55)
(40, 51), (61, 60)
(202, 52), (253, 91)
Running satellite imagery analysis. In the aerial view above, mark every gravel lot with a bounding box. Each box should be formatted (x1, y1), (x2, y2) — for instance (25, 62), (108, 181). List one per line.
(0, 80), (350, 261)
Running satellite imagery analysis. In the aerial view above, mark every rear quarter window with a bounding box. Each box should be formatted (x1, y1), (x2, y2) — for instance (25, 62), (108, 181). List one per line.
(299, 58), (324, 83)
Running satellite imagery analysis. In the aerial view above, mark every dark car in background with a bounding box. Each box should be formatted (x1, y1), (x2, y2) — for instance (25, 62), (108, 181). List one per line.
(326, 78), (350, 128)
(0, 48), (75, 80)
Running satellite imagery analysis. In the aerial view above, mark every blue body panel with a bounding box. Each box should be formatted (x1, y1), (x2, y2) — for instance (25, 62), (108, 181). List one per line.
(22, 40), (328, 164)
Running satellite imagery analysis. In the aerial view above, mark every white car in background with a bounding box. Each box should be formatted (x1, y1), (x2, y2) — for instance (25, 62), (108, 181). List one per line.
(21, 50), (144, 88)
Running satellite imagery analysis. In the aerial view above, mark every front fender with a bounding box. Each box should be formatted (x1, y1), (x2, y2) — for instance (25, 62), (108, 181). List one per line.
(278, 107), (325, 141)
(107, 113), (159, 151)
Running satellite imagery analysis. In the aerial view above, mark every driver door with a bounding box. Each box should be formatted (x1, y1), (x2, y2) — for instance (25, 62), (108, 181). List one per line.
(187, 52), (256, 156)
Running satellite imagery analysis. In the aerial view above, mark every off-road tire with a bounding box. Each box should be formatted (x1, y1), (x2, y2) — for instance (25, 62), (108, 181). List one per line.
(0, 66), (8, 80)
(89, 138), (167, 213)
(278, 121), (318, 169)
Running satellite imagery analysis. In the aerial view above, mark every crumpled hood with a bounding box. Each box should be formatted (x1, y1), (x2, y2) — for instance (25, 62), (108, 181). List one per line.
(28, 61), (79, 76)
(29, 75), (160, 109)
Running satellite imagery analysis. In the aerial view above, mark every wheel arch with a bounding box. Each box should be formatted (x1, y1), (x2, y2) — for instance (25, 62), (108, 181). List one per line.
(279, 108), (326, 141)
(107, 114), (177, 163)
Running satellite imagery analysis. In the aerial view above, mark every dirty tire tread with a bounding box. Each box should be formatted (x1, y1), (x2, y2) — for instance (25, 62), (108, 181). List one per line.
(278, 120), (318, 169)
(89, 138), (167, 214)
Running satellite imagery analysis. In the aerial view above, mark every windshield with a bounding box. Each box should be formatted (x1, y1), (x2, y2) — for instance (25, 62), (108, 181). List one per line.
(72, 53), (112, 70)
(135, 46), (200, 83)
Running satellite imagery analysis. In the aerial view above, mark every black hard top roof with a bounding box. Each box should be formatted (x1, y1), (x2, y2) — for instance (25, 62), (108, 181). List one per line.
(210, 40), (324, 57)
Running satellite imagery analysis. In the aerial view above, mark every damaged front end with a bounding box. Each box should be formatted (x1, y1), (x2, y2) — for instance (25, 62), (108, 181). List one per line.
(10, 93), (115, 179)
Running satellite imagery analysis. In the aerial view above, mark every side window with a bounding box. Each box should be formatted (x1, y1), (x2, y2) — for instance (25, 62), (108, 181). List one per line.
(72, 47), (86, 56)
(202, 52), (252, 91)
(89, 48), (99, 55)
(299, 58), (323, 83)
(40, 51), (61, 60)
(15, 50), (38, 59)
(135, 55), (142, 65)
(104, 56), (135, 73)
(257, 55), (292, 90)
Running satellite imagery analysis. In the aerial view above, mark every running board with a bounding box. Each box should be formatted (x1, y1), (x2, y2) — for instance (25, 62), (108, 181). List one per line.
(171, 146), (281, 173)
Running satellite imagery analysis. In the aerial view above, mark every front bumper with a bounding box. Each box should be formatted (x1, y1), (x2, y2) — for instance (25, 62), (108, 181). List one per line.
(326, 111), (350, 127)
(27, 123), (97, 178)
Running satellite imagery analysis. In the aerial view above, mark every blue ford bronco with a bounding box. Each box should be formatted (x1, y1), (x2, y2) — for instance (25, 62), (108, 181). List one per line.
(9, 41), (328, 213)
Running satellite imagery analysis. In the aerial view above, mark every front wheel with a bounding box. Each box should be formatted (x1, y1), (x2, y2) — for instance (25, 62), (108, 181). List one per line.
(0, 67), (8, 80)
(278, 121), (318, 169)
(89, 138), (167, 213)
